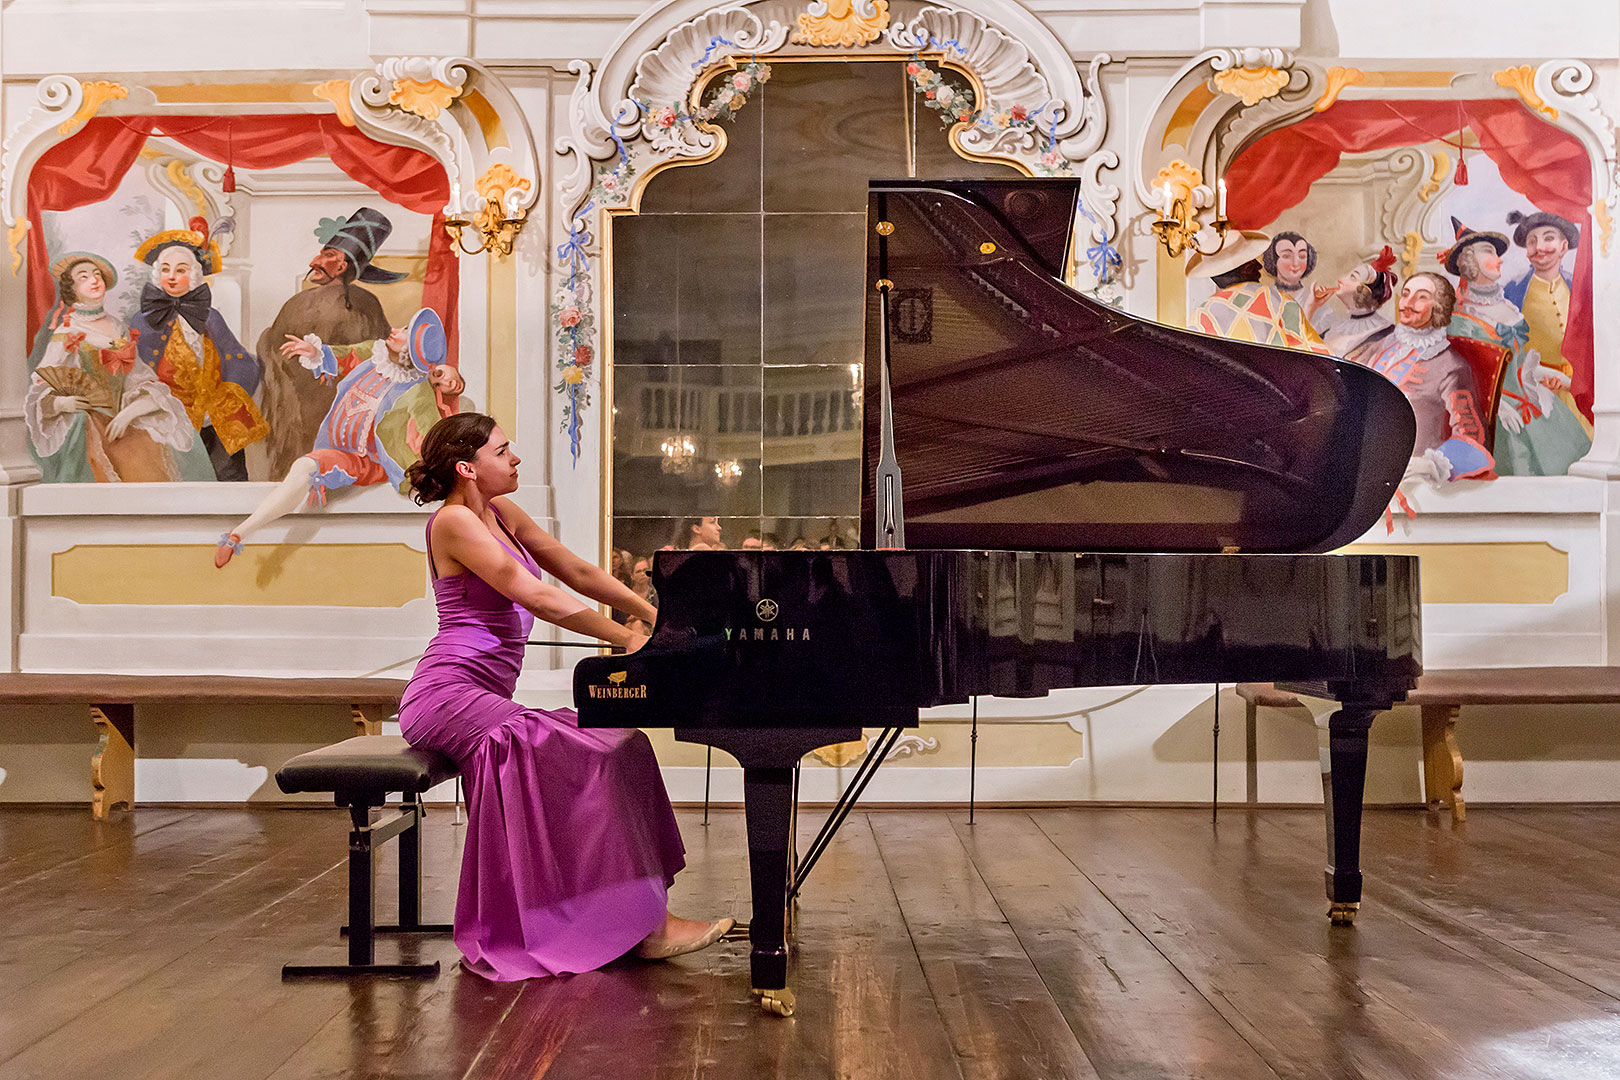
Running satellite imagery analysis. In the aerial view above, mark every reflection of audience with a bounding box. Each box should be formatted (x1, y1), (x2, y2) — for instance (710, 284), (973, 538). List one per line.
(683, 516), (723, 550)
(630, 557), (658, 610)
(1348, 273), (1492, 483)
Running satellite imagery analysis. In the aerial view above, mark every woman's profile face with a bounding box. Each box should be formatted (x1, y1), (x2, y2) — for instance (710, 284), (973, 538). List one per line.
(464, 425), (521, 495)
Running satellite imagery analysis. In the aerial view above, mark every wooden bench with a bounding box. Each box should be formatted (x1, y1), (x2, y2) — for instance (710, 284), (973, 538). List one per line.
(1239, 667), (1620, 822)
(0, 674), (408, 818)
(276, 735), (458, 977)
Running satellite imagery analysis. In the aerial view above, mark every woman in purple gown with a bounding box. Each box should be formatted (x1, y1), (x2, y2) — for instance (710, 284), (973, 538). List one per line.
(399, 412), (732, 980)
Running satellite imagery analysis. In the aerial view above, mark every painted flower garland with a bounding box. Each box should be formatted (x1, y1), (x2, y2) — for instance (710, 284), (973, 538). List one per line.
(906, 55), (1122, 299)
(554, 59), (772, 463)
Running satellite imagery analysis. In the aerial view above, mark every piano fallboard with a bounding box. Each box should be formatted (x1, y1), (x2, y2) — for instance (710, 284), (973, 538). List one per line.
(574, 548), (1421, 730)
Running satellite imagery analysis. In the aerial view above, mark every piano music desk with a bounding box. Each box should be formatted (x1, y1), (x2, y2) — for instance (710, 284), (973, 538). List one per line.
(1241, 667), (1620, 822)
(0, 674), (408, 818)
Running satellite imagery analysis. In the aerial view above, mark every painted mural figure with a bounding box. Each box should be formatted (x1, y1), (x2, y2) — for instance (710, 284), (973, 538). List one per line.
(215, 308), (464, 568)
(1443, 217), (1588, 477)
(1186, 230), (1333, 354)
(130, 221), (268, 481)
(257, 207), (403, 478)
(1503, 210), (1593, 447)
(1316, 246), (1397, 358)
(1350, 273), (1493, 483)
(24, 253), (213, 483)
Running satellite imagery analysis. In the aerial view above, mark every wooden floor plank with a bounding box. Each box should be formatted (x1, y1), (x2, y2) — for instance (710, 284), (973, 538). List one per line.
(953, 811), (1278, 1080)
(872, 812), (1102, 1080)
(1275, 807), (1620, 1002)
(6, 804), (1620, 1080)
(1039, 808), (1620, 1080)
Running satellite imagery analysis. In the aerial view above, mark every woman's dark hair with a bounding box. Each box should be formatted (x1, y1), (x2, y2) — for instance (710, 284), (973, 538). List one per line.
(1262, 231), (1317, 279)
(404, 412), (498, 505)
(57, 260), (106, 307)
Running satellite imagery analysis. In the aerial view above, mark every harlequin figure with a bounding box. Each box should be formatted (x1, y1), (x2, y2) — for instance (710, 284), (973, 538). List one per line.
(215, 308), (464, 568)
(130, 219), (267, 480)
(1186, 230), (1334, 355)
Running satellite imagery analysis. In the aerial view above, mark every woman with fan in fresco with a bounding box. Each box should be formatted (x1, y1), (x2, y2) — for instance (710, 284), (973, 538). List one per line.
(24, 252), (213, 483)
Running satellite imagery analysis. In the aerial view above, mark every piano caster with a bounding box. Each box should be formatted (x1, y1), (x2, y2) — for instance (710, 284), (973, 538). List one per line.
(1328, 901), (1360, 925)
(753, 987), (796, 1017)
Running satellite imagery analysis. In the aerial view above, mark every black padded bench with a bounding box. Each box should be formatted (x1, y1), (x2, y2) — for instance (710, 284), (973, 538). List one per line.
(276, 735), (459, 978)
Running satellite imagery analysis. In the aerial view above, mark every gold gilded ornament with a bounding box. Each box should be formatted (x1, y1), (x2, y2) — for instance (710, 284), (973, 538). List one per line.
(1211, 66), (1288, 108)
(792, 0), (890, 47)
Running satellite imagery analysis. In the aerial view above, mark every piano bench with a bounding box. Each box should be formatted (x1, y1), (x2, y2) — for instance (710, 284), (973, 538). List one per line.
(275, 736), (459, 978)
(1239, 667), (1620, 823)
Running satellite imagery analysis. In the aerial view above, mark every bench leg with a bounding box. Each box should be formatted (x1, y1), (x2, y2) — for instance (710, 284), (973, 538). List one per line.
(283, 800), (442, 979)
(1245, 700), (1259, 805)
(90, 704), (134, 820)
(1421, 704), (1465, 824)
(351, 703), (387, 736)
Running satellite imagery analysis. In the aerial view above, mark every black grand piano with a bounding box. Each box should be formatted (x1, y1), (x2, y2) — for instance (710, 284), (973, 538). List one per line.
(577, 178), (1421, 1016)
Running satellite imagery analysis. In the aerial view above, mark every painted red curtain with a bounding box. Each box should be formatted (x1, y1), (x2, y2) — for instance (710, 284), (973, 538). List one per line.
(1224, 99), (1595, 418)
(26, 113), (458, 364)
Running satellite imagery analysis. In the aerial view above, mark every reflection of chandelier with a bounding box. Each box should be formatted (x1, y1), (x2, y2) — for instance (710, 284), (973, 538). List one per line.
(660, 435), (696, 474)
(714, 459), (742, 486)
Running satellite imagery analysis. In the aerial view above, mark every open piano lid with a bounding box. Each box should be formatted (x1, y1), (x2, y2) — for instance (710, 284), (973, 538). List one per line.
(859, 179), (1416, 554)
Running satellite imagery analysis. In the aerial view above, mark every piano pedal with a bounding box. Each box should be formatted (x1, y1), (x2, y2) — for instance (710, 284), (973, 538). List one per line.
(1328, 901), (1360, 925)
(721, 921), (751, 943)
(752, 987), (796, 1017)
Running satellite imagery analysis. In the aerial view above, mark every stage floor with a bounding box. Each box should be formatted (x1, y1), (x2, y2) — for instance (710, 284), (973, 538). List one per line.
(3, 803), (1619, 1079)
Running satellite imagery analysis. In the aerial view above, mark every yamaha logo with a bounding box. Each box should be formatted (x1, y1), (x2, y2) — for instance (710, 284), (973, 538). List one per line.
(756, 598), (779, 622)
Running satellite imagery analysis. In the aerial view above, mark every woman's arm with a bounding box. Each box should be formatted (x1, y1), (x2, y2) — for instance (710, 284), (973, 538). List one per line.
(493, 497), (658, 624)
(432, 506), (642, 649)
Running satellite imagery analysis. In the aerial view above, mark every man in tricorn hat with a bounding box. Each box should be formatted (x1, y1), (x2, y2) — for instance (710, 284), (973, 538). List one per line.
(257, 207), (407, 476)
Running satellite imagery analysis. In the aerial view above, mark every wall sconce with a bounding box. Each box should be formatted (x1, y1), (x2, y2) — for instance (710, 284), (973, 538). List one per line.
(1150, 160), (1229, 259)
(444, 164), (532, 257)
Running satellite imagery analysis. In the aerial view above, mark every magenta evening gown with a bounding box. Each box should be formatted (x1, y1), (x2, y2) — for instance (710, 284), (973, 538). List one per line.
(399, 506), (686, 980)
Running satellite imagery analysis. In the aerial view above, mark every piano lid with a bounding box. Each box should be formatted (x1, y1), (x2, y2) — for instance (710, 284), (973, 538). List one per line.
(860, 178), (1416, 554)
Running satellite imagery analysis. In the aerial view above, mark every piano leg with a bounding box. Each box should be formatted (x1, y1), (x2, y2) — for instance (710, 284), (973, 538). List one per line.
(1321, 705), (1376, 924)
(744, 765), (796, 1016)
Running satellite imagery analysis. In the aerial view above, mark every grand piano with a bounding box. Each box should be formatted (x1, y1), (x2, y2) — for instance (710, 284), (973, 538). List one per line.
(577, 178), (1421, 1016)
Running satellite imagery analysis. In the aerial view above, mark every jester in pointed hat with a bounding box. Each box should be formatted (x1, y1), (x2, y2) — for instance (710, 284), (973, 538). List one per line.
(1319, 245), (1398, 358)
(1441, 215), (1590, 476)
(130, 216), (267, 481)
(257, 207), (410, 477)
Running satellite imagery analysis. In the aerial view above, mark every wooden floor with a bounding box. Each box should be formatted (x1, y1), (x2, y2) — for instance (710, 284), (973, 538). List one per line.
(4, 804), (1620, 1080)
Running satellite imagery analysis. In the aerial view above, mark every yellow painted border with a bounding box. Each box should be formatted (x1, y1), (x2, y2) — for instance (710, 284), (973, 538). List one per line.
(487, 254), (518, 434)
(52, 543), (428, 607)
(1339, 541), (1568, 605)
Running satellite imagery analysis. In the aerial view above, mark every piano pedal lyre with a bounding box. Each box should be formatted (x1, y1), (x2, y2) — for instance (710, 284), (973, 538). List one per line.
(1328, 901), (1360, 925)
(752, 987), (797, 1017)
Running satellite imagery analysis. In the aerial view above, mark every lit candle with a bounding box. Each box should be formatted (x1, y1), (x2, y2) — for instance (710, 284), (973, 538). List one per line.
(1217, 178), (1227, 219)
